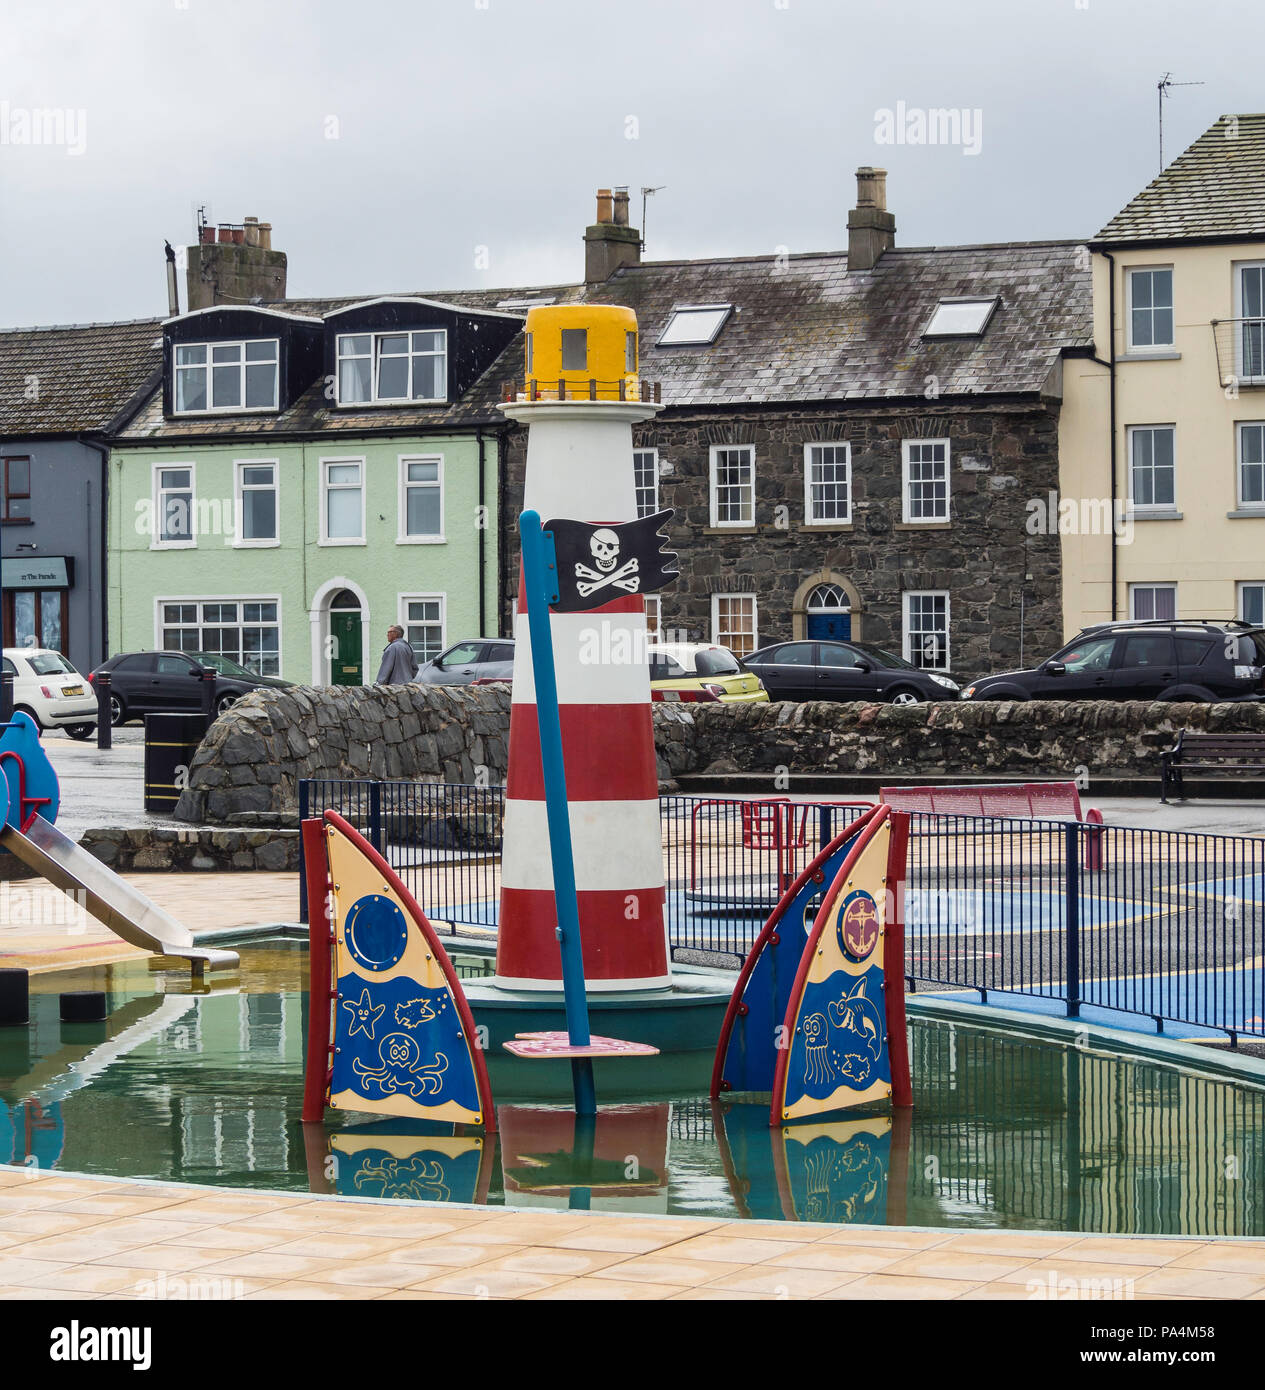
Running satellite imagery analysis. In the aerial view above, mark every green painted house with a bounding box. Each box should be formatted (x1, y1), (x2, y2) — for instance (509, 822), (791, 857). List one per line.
(108, 290), (524, 688)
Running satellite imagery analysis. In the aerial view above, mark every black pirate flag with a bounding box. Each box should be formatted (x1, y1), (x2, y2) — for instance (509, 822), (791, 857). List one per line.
(543, 509), (678, 613)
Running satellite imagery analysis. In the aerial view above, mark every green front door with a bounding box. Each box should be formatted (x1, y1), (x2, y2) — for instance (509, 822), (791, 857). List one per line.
(330, 612), (362, 685)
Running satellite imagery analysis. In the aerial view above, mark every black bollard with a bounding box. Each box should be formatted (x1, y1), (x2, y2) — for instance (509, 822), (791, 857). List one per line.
(95, 669), (112, 750)
(200, 666), (218, 731)
(59, 991), (107, 1023)
(0, 968), (29, 1025)
(0, 668), (12, 726)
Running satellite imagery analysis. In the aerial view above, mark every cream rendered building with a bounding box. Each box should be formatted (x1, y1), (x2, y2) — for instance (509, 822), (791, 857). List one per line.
(1061, 113), (1265, 637)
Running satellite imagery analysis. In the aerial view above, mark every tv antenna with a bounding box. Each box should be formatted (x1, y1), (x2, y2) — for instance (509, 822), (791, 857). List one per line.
(640, 186), (665, 254)
(1157, 73), (1203, 172)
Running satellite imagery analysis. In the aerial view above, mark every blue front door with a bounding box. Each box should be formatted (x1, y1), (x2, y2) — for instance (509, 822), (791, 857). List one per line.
(807, 611), (851, 640)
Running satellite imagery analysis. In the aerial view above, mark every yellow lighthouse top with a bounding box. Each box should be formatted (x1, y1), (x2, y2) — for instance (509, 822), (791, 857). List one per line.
(522, 304), (647, 401)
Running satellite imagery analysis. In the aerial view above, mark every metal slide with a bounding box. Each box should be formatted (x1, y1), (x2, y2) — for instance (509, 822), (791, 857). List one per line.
(0, 815), (238, 975)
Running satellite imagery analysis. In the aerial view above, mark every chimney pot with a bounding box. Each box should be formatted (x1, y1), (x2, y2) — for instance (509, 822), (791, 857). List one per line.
(855, 167), (887, 210)
(243, 216), (260, 247)
(612, 187), (629, 227)
(596, 188), (614, 224)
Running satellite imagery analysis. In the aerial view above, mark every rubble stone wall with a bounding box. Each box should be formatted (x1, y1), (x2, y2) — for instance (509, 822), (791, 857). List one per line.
(174, 684), (1265, 826)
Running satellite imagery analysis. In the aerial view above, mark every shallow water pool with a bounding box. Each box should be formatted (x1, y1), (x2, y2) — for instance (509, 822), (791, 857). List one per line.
(2, 941), (1263, 1235)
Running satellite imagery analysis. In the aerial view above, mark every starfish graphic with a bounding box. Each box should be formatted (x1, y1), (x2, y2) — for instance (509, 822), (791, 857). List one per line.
(342, 988), (386, 1040)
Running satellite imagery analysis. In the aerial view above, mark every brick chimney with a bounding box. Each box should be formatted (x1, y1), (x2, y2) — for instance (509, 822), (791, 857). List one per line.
(847, 168), (896, 272)
(185, 214), (286, 310)
(584, 186), (641, 283)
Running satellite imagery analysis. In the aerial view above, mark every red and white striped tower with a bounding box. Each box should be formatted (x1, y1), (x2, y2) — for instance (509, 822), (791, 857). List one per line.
(495, 304), (670, 992)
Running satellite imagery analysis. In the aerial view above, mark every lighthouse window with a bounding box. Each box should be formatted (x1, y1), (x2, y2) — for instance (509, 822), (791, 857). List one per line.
(626, 331), (637, 372)
(561, 329), (588, 371)
(337, 330), (447, 405)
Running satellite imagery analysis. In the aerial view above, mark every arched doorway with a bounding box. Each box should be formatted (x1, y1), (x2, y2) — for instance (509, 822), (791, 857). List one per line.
(328, 589), (364, 685)
(308, 578), (371, 686)
(805, 582), (852, 641)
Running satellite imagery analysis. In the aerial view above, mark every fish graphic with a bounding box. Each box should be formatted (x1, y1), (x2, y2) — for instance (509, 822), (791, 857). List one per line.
(395, 996), (439, 1030)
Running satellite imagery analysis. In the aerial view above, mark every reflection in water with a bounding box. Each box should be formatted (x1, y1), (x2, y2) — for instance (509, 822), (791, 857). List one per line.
(2, 963), (1263, 1234)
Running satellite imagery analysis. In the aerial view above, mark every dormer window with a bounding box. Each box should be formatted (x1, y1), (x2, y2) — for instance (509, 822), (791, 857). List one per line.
(336, 330), (447, 405)
(923, 297), (998, 338)
(174, 338), (279, 413)
(657, 304), (732, 347)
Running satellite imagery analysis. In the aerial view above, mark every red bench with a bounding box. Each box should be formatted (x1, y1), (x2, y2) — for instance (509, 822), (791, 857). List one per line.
(879, 782), (1104, 869)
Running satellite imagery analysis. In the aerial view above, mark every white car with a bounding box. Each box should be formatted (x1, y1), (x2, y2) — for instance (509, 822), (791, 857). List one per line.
(2, 648), (98, 739)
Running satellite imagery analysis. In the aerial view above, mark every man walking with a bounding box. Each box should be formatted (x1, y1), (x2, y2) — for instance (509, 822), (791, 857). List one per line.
(376, 625), (419, 684)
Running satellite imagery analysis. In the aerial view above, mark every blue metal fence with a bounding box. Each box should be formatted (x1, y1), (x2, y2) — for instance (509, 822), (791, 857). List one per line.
(297, 779), (1265, 1041)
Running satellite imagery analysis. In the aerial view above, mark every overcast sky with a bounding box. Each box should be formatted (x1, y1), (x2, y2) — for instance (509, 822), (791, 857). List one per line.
(0, 0), (1261, 327)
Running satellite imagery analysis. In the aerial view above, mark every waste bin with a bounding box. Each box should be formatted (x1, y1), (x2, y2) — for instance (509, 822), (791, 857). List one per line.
(144, 713), (206, 813)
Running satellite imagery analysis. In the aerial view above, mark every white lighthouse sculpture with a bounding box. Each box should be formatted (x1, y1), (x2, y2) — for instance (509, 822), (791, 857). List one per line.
(495, 304), (671, 993)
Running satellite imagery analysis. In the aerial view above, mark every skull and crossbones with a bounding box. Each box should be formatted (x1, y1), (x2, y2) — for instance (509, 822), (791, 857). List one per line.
(574, 528), (640, 597)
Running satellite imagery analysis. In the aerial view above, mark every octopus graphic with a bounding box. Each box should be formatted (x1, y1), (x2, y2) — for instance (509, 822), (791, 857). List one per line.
(352, 1032), (449, 1098)
(353, 1155), (451, 1203)
(802, 1012), (836, 1086)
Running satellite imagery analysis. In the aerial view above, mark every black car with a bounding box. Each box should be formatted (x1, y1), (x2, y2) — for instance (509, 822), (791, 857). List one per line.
(416, 637), (515, 686)
(89, 650), (293, 725)
(744, 639), (961, 704)
(962, 621), (1265, 702)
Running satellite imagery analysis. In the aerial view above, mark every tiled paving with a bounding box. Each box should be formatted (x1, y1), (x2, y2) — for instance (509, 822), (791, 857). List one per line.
(2, 1167), (1263, 1301)
(0, 871), (297, 972)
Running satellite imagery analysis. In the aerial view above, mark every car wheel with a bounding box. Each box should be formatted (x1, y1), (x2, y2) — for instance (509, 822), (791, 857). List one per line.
(13, 705), (43, 730)
(215, 692), (238, 716)
(64, 723), (96, 741)
(109, 695), (127, 726)
(887, 687), (922, 706)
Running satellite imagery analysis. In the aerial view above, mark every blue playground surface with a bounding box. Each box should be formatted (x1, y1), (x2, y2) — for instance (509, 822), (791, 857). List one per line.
(929, 958), (1265, 1040)
(903, 885), (1157, 935)
(1187, 872), (1265, 905)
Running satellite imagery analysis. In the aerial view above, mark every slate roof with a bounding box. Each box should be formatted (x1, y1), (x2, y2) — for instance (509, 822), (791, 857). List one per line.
(1095, 113), (1265, 244)
(600, 242), (1091, 406)
(0, 318), (162, 436)
(116, 239), (1090, 441)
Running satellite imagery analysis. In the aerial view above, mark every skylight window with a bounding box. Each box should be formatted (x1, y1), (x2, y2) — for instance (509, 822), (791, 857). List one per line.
(923, 297), (998, 338)
(495, 296), (557, 310)
(657, 304), (733, 347)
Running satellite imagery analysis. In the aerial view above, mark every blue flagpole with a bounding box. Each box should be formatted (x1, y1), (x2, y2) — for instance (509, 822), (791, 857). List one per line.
(518, 510), (595, 1115)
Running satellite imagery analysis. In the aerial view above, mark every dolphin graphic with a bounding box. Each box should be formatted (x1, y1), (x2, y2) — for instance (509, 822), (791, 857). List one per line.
(827, 976), (884, 1060)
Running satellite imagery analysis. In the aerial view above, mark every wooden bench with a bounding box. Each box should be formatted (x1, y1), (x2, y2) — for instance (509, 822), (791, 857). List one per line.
(879, 781), (1104, 869)
(1160, 731), (1265, 802)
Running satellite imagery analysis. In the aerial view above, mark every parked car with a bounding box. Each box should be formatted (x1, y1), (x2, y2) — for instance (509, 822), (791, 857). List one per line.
(416, 638), (516, 686)
(961, 620), (1265, 702)
(648, 643), (769, 703)
(2, 648), (98, 739)
(89, 650), (293, 725)
(744, 639), (960, 704)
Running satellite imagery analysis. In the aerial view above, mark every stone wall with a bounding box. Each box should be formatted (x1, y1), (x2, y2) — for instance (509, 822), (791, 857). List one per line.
(176, 683), (1265, 827)
(671, 697), (1265, 783)
(174, 682), (512, 824)
(501, 402), (1064, 680)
